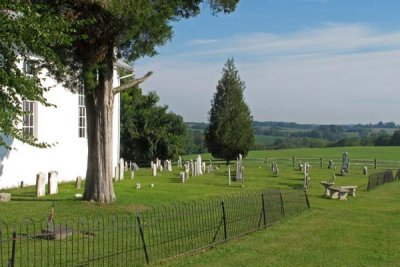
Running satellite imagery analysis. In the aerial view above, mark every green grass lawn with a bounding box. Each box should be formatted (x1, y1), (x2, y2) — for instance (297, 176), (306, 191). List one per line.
(1, 146), (400, 266)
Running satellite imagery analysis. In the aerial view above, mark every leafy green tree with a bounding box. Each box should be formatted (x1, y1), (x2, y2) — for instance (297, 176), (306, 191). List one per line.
(0, 2), (75, 149)
(205, 58), (254, 164)
(120, 87), (187, 163)
(390, 130), (400, 146)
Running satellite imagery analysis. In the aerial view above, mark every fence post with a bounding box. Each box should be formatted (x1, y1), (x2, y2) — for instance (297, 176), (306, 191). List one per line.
(320, 157), (323, 168)
(136, 215), (149, 264)
(261, 193), (267, 228)
(374, 159), (377, 169)
(304, 190), (311, 209)
(279, 192), (286, 219)
(221, 201), (227, 240)
(8, 229), (16, 267)
(292, 156), (295, 167)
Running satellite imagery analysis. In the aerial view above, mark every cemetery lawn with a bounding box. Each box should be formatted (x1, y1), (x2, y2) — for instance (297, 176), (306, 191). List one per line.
(1, 146), (400, 266)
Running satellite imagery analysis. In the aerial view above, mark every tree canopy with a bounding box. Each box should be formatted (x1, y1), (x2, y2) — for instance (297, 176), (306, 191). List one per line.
(205, 58), (254, 164)
(120, 87), (187, 162)
(0, 2), (75, 149)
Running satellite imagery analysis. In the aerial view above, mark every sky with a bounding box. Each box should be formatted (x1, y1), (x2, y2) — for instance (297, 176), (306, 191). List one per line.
(135, 0), (400, 124)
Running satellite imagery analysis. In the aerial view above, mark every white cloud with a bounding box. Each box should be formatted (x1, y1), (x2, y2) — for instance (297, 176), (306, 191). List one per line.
(187, 39), (218, 46)
(136, 24), (400, 124)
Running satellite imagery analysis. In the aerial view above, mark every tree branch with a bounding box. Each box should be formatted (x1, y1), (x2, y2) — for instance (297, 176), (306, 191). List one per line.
(113, 71), (153, 95)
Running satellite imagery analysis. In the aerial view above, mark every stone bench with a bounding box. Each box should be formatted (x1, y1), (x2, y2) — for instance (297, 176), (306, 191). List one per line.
(320, 181), (335, 198)
(338, 186), (357, 197)
(329, 186), (349, 200)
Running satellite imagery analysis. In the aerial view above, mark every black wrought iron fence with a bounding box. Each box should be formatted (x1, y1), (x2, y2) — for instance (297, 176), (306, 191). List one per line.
(367, 169), (399, 191)
(0, 189), (309, 266)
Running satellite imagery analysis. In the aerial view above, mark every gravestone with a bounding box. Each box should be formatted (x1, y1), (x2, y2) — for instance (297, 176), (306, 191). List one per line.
(341, 152), (349, 174)
(328, 160), (335, 169)
(177, 157), (182, 168)
(48, 171), (58, 195)
(180, 172), (185, 183)
(136, 183), (141, 189)
(36, 172), (46, 197)
(241, 166), (245, 187)
(228, 165), (231, 185)
(0, 193), (11, 202)
(190, 160), (194, 177)
(184, 164), (190, 180)
(363, 166), (368, 175)
(196, 155), (203, 176)
(119, 158), (125, 180)
(130, 171), (135, 179)
(132, 163), (140, 171)
(202, 162), (206, 174)
(115, 165), (120, 180)
(76, 176), (82, 189)
(236, 154), (243, 181)
(168, 160), (173, 171)
(152, 164), (157, 177)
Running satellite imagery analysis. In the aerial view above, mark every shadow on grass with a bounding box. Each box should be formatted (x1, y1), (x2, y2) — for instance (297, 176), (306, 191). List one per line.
(11, 196), (77, 202)
(278, 182), (304, 190)
(169, 178), (181, 183)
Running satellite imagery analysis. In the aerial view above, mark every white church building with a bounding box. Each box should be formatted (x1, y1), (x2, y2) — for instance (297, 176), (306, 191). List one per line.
(0, 60), (131, 189)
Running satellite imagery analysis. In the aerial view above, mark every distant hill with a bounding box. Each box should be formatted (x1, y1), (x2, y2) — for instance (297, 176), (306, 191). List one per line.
(185, 121), (400, 151)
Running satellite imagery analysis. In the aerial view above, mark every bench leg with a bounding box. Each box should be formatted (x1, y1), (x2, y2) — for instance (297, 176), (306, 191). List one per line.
(330, 191), (339, 199)
(324, 187), (331, 198)
(338, 192), (348, 200)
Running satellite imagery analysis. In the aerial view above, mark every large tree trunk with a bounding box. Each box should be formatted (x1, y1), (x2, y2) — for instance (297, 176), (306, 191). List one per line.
(83, 54), (116, 203)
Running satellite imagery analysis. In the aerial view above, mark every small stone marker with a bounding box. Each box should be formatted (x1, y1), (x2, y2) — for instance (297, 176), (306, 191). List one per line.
(130, 171), (135, 179)
(150, 183), (154, 188)
(152, 164), (157, 177)
(180, 172), (186, 183)
(363, 166), (368, 175)
(74, 193), (82, 199)
(76, 176), (82, 189)
(0, 193), (11, 202)
(48, 171), (58, 195)
(136, 183), (141, 189)
(36, 172), (46, 197)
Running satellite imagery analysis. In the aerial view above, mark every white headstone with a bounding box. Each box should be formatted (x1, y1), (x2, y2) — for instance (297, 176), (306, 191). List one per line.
(36, 172), (46, 197)
(363, 166), (368, 175)
(180, 172), (185, 183)
(152, 164), (157, 177)
(130, 171), (135, 179)
(76, 176), (82, 189)
(136, 183), (141, 189)
(196, 155), (203, 176)
(119, 158), (125, 180)
(228, 165), (231, 185)
(48, 171), (58, 195)
(115, 165), (120, 180)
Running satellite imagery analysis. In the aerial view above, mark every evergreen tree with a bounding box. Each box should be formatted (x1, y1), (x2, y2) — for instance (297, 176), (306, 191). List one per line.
(205, 58), (254, 164)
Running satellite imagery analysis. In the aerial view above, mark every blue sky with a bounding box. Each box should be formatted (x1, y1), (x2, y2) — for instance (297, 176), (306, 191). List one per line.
(135, 0), (400, 124)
